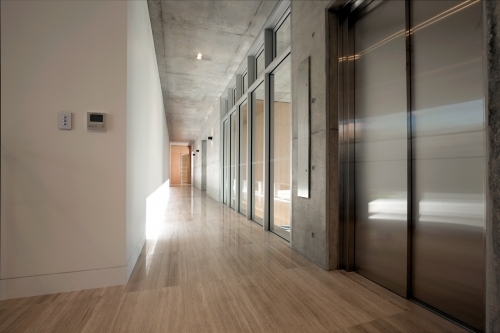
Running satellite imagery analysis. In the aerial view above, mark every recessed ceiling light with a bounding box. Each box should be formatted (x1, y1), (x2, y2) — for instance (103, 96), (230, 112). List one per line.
(197, 53), (202, 60)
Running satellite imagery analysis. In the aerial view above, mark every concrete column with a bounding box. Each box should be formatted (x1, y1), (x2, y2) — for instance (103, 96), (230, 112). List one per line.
(486, 1), (500, 331)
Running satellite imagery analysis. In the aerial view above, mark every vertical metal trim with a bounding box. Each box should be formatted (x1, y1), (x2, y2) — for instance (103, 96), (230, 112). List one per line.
(482, 1), (489, 330)
(345, 15), (356, 272)
(338, 13), (345, 270)
(264, 72), (271, 231)
(405, 0), (412, 299)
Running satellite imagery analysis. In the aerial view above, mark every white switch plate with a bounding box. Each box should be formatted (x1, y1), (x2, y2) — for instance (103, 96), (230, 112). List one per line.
(58, 111), (72, 130)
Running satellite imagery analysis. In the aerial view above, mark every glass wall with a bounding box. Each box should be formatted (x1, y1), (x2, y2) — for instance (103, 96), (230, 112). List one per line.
(223, 119), (228, 204)
(243, 72), (248, 93)
(230, 112), (237, 209)
(275, 13), (290, 58)
(256, 49), (265, 78)
(270, 56), (291, 240)
(239, 101), (248, 214)
(219, 5), (291, 239)
(252, 83), (265, 224)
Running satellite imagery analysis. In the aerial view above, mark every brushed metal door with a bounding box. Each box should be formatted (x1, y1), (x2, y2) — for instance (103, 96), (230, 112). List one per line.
(411, 1), (485, 330)
(353, 0), (409, 297)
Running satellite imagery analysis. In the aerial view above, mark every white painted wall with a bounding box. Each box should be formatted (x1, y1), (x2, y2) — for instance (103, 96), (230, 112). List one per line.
(0, 0), (169, 299)
(0, 0), (128, 298)
(126, 0), (170, 278)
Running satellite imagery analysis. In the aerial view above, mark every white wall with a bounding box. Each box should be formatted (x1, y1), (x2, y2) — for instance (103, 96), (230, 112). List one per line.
(126, 0), (170, 278)
(0, 0), (169, 299)
(0, 1), (128, 299)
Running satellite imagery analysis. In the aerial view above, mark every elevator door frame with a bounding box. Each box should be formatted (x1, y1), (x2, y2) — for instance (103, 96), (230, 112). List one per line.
(336, 0), (486, 330)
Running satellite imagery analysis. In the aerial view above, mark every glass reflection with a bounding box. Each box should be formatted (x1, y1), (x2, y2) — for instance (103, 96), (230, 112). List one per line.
(239, 101), (248, 214)
(252, 83), (265, 224)
(243, 72), (248, 94)
(275, 14), (290, 57)
(223, 120), (228, 204)
(230, 113), (237, 209)
(256, 50), (265, 78)
(270, 56), (291, 240)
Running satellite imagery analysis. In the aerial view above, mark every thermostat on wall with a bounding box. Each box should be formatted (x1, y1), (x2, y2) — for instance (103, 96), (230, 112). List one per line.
(87, 112), (107, 132)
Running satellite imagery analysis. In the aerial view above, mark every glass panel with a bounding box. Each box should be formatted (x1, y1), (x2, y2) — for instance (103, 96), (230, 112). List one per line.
(275, 13), (291, 58)
(411, 1), (485, 330)
(252, 83), (265, 224)
(353, 0), (408, 296)
(239, 101), (248, 214)
(230, 113), (237, 209)
(256, 50), (265, 78)
(223, 120), (228, 204)
(270, 56), (291, 240)
(243, 72), (248, 93)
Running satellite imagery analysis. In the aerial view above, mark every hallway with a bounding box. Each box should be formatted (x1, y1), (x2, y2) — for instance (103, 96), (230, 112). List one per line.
(0, 187), (466, 333)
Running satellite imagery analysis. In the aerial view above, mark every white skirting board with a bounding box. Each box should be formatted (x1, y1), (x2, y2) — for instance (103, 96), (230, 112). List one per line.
(0, 266), (127, 300)
(127, 231), (146, 281)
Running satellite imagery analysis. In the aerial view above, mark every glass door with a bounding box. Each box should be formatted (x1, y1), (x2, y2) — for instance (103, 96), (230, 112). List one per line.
(239, 101), (248, 215)
(223, 119), (228, 204)
(251, 84), (265, 225)
(270, 56), (291, 240)
(230, 112), (237, 209)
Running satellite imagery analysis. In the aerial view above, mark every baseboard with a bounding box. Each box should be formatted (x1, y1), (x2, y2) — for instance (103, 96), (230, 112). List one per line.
(0, 266), (127, 300)
(126, 231), (146, 281)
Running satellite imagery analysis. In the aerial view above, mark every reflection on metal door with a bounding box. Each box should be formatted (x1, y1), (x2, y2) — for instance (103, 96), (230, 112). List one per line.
(339, 0), (485, 330)
(180, 154), (189, 184)
(353, 0), (408, 297)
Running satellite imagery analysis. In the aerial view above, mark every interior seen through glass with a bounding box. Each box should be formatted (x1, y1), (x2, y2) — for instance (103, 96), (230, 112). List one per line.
(271, 56), (291, 239)
(252, 83), (265, 224)
(239, 101), (248, 214)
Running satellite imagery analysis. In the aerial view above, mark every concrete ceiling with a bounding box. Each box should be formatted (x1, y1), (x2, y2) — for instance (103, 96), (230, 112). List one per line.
(148, 0), (278, 143)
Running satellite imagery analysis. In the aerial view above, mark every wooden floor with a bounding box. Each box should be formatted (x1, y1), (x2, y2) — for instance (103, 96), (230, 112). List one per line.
(0, 186), (467, 333)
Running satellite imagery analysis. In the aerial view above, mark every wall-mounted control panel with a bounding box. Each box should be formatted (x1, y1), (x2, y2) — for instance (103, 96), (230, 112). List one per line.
(58, 111), (72, 130)
(87, 112), (107, 132)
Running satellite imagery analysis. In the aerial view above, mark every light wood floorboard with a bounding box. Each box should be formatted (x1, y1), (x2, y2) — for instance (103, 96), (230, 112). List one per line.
(0, 186), (467, 332)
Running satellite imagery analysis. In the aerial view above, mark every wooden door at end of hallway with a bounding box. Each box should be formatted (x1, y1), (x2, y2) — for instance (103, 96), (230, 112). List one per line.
(170, 145), (191, 185)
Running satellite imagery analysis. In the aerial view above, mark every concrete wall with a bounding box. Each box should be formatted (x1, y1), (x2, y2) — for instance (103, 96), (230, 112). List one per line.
(290, 1), (333, 270)
(126, 0), (170, 279)
(192, 99), (221, 201)
(0, 0), (169, 299)
(486, 1), (500, 331)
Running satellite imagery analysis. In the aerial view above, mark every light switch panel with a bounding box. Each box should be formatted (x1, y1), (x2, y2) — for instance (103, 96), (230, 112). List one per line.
(58, 111), (72, 130)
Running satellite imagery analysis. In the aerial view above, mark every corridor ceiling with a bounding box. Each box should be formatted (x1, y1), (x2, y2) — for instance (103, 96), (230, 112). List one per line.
(148, 1), (278, 143)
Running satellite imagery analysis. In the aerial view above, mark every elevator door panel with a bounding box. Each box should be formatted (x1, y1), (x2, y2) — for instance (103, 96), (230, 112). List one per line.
(411, 1), (485, 330)
(354, 0), (408, 297)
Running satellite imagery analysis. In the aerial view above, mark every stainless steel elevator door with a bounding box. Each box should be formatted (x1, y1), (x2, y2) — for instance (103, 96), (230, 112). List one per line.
(411, 1), (485, 330)
(353, 0), (409, 297)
